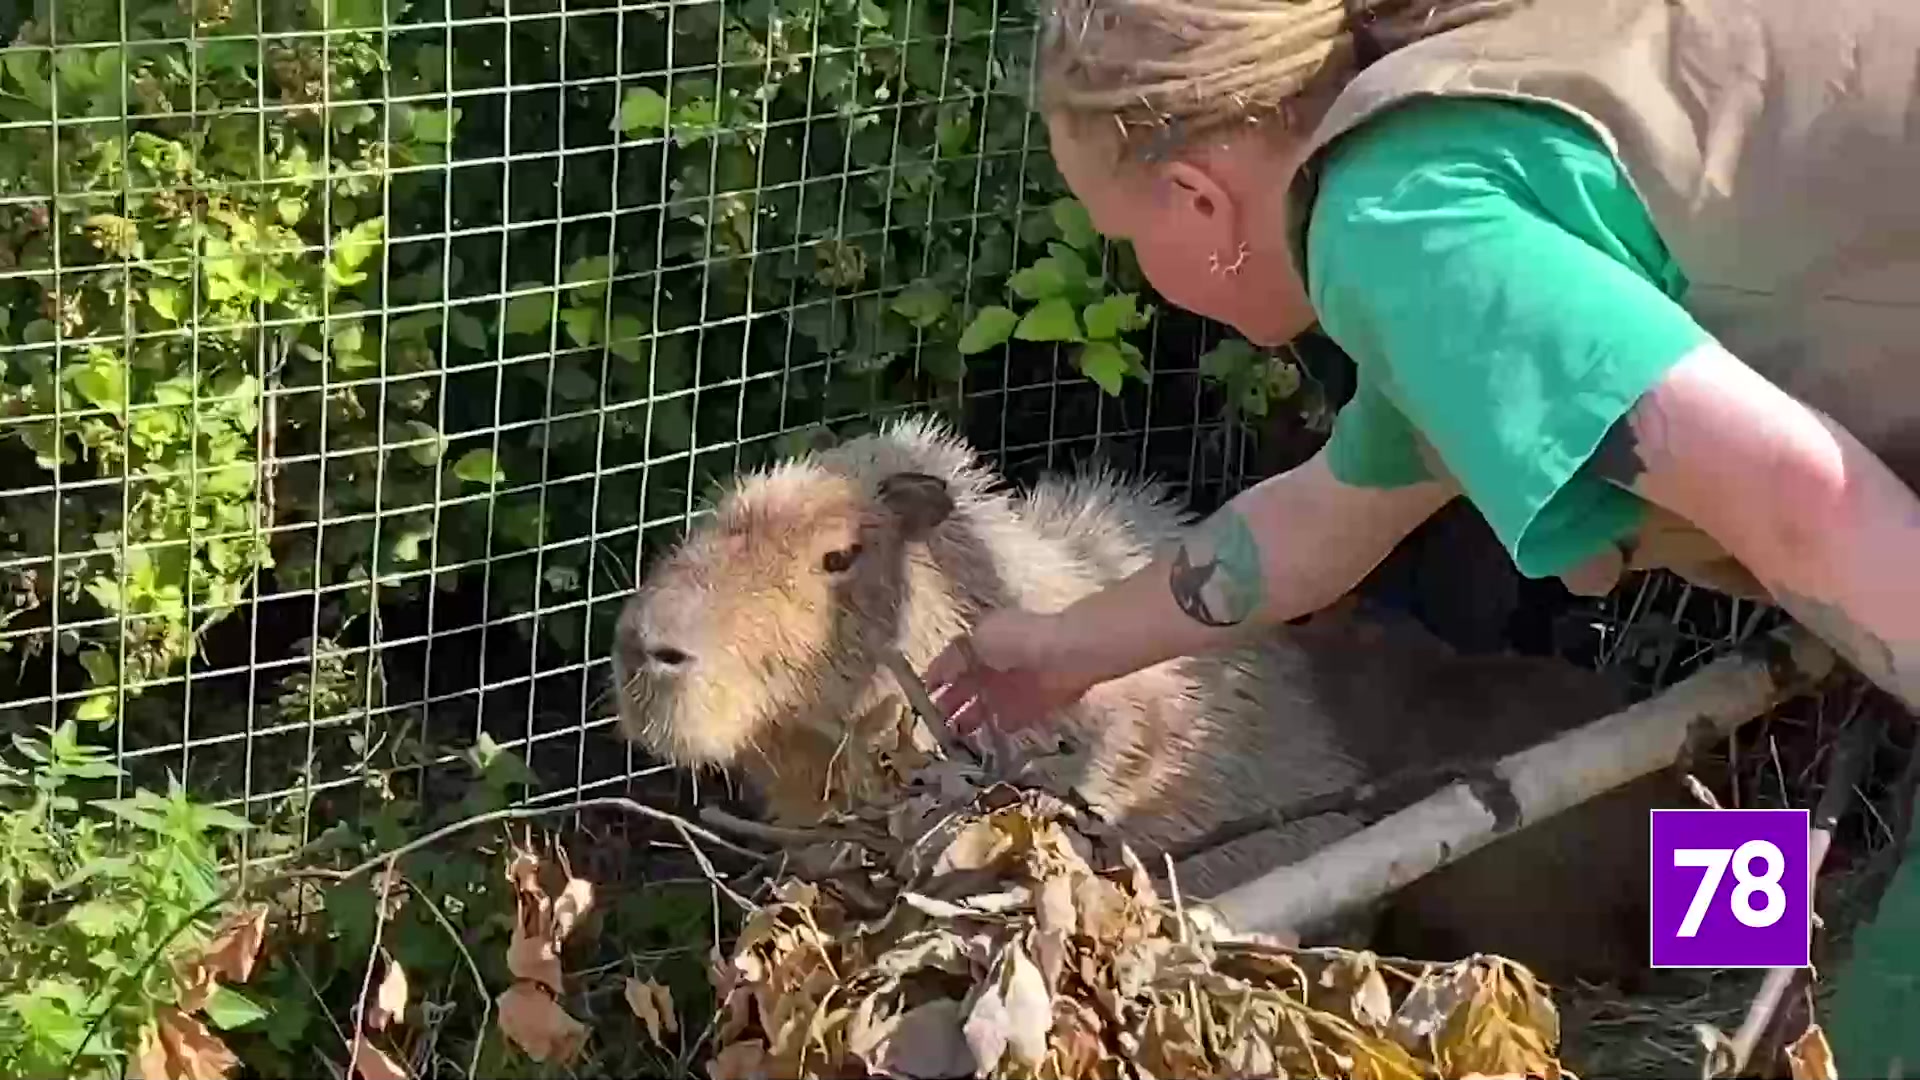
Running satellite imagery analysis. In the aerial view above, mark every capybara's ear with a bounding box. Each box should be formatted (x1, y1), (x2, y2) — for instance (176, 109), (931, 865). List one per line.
(877, 471), (954, 539)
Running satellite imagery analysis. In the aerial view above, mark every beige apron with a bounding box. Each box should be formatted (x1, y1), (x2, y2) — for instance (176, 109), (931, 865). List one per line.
(1288, 0), (1920, 600)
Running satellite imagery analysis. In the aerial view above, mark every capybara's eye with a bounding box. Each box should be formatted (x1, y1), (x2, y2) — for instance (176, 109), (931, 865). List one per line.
(821, 545), (862, 573)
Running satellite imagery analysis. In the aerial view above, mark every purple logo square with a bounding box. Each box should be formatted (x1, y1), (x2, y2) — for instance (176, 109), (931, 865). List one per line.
(1650, 808), (1811, 969)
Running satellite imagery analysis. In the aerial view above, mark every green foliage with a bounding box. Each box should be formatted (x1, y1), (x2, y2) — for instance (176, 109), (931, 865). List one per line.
(0, 0), (437, 728)
(1199, 336), (1305, 422)
(0, 722), (255, 1079)
(0, 713), (717, 1079)
(959, 196), (1158, 394)
(0, 0), (1295, 742)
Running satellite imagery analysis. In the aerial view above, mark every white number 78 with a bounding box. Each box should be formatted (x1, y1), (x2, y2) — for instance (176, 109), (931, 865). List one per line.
(1673, 840), (1789, 937)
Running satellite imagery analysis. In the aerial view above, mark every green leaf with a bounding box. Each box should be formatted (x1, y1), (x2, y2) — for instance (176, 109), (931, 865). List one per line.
(504, 290), (554, 336)
(78, 649), (115, 687)
(409, 107), (460, 144)
(606, 314), (648, 363)
(1013, 298), (1082, 343)
(203, 986), (271, 1031)
(324, 0), (385, 28)
(957, 306), (1019, 354)
(146, 285), (182, 323)
(1078, 340), (1130, 395)
(69, 354), (127, 414)
(64, 899), (137, 938)
(1082, 292), (1144, 340)
(1008, 259), (1068, 301)
(453, 448), (505, 486)
(391, 528), (431, 564)
(402, 420), (446, 467)
(326, 218), (386, 290)
(468, 732), (541, 790)
(449, 310), (488, 351)
(553, 365), (598, 401)
(889, 281), (951, 329)
(618, 87), (669, 134)
(565, 255), (615, 301)
(918, 342), (967, 383)
(1199, 337), (1260, 379)
(96, 796), (168, 832)
(561, 306), (603, 348)
(1051, 198), (1098, 251)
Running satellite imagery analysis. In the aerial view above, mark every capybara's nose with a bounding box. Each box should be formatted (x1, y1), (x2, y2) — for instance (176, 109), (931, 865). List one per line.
(645, 644), (693, 669)
(616, 607), (692, 671)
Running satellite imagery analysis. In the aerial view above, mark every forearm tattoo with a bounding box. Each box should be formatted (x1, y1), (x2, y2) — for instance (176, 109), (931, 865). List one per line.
(1588, 417), (1647, 489)
(1168, 507), (1267, 627)
(1589, 397), (1671, 492)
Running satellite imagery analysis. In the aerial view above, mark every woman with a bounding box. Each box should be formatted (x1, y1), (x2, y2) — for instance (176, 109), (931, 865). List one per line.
(926, 1), (1920, 1064)
(929, 0), (1920, 747)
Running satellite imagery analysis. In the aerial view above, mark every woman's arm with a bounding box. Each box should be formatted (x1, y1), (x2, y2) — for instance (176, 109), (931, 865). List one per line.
(1589, 341), (1920, 711)
(1035, 449), (1454, 687)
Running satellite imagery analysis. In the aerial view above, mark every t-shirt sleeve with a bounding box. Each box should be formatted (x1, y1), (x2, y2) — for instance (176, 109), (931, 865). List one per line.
(1306, 100), (1715, 580)
(1324, 370), (1434, 490)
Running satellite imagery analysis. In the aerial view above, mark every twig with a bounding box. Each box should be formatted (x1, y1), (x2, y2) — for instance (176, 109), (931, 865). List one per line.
(346, 858), (398, 1080)
(698, 804), (897, 855)
(1157, 761), (1474, 865)
(1728, 687), (1876, 1076)
(401, 873), (493, 1080)
(880, 648), (970, 758)
(299, 798), (766, 884)
(1204, 626), (1834, 939)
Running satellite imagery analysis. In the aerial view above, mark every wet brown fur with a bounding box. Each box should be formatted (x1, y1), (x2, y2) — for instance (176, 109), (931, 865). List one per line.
(613, 414), (1687, 987)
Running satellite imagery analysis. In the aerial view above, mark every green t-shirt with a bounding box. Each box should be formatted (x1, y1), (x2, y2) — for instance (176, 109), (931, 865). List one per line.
(1307, 96), (1713, 580)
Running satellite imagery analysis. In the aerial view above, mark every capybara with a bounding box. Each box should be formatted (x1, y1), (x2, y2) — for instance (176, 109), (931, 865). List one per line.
(612, 414), (1684, 985)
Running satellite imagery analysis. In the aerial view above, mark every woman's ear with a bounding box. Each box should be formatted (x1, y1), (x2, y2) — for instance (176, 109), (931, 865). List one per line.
(1155, 159), (1241, 258)
(1162, 161), (1223, 213)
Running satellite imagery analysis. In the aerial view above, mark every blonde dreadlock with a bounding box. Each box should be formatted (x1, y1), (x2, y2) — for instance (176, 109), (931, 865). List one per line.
(1039, 0), (1528, 152)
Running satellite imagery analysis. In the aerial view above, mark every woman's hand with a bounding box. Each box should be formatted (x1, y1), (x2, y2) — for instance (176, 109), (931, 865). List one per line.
(923, 609), (1105, 736)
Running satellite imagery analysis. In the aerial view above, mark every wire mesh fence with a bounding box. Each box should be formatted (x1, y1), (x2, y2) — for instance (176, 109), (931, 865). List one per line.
(0, 0), (1296, 837)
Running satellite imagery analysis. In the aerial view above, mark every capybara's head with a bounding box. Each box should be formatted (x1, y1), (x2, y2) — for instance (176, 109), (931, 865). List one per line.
(612, 416), (993, 771)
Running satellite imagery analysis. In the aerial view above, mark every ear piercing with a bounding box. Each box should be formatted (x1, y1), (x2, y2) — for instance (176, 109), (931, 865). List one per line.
(1208, 242), (1250, 276)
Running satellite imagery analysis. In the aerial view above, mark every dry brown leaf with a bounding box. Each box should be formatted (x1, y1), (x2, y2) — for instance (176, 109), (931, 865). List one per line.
(1353, 965), (1393, 1029)
(508, 907), (565, 994)
(350, 1034), (410, 1080)
(708, 1039), (770, 1080)
(1787, 1023), (1839, 1080)
(705, 784), (1567, 1080)
(876, 998), (976, 1079)
(506, 848), (543, 894)
(1002, 942), (1053, 1068)
(963, 940), (1055, 1074)
(134, 1021), (169, 1080)
(496, 981), (588, 1065)
(1136, 999), (1210, 1078)
(936, 818), (1010, 874)
(1440, 968), (1558, 1079)
(624, 977), (679, 1048)
(1391, 960), (1478, 1052)
(1034, 927), (1069, 993)
(131, 1007), (242, 1080)
(963, 978), (1013, 1072)
(367, 954), (409, 1032)
(202, 905), (269, 986)
(1074, 873), (1129, 942)
(551, 876), (595, 943)
(172, 959), (220, 1016)
(1037, 873), (1077, 938)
